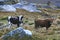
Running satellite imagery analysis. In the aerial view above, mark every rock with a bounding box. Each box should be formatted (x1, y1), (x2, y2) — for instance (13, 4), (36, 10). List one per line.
(23, 29), (32, 36)
(0, 22), (4, 26)
(2, 27), (32, 40)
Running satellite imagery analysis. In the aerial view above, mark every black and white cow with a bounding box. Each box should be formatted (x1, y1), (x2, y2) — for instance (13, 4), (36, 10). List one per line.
(8, 15), (23, 28)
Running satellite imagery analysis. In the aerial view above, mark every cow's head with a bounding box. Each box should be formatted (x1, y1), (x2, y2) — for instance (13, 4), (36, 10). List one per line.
(19, 15), (23, 21)
(8, 16), (12, 20)
(7, 16), (12, 28)
(45, 18), (55, 24)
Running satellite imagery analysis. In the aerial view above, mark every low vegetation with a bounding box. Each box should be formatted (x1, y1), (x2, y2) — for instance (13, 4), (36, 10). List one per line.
(0, 9), (60, 40)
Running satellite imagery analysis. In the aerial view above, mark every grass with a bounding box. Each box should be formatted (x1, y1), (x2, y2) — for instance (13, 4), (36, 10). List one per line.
(28, 23), (34, 25)
(0, 9), (60, 40)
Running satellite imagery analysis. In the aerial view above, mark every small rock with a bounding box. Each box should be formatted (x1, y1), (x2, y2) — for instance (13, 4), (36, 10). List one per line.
(0, 22), (4, 26)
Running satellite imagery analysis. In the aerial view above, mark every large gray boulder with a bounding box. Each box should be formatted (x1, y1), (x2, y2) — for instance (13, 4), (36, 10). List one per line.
(2, 27), (32, 40)
(0, 5), (16, 12)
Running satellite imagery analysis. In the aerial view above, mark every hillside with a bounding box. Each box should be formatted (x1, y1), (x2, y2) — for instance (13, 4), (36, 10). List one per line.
(0, 8), (60, 40)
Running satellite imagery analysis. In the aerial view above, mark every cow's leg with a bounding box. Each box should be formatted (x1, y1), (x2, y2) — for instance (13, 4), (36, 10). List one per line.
(46, 26), (50, 30)
(35, 23), (39, 29)
(17, 23), (20, 27)
(46, 27), (49, 32)
(35, 24), (40, 32)
(46, 27), (48, 30)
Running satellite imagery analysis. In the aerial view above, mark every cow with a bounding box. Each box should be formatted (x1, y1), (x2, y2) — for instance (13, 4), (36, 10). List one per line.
(34, 18), (54, 30)
(8, 15), (23, 28)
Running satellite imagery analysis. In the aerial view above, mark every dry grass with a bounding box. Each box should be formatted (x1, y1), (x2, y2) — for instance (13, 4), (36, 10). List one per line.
(0, 9), (60, 40)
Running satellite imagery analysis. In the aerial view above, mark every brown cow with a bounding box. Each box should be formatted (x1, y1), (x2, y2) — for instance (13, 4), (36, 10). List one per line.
(35, 18), (54, 30)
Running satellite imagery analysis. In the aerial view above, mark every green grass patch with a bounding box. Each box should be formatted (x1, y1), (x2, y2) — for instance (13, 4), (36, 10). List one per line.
(0, 16), (8, 24)
(25, 20), (28, 23)
(29, 23), (34, 25)
(0, 16), (8, 20)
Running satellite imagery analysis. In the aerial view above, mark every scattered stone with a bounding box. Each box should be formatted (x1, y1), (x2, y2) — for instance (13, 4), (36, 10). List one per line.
(0, 22), (4, 26)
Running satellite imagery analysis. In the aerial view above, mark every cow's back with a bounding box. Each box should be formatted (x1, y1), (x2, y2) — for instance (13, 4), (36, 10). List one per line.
(10, 18), (19, 24)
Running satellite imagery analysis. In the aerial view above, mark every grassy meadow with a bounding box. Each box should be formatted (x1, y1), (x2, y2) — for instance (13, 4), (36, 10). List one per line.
(0, 8), (60, 40)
